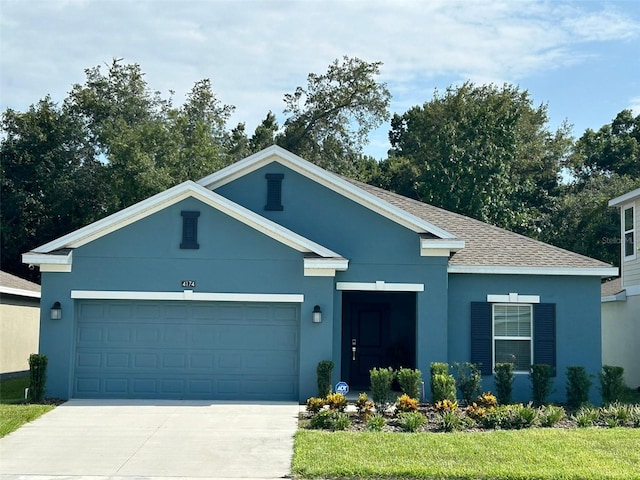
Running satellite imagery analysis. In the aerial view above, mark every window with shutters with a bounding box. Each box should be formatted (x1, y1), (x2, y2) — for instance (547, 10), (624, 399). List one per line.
(493, 304), (532, 372)
(180, 211), (200, 249)
(264, 173), (284, 211)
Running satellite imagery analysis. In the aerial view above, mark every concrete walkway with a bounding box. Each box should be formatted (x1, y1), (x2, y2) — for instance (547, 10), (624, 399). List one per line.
(0, 399), (300, 480)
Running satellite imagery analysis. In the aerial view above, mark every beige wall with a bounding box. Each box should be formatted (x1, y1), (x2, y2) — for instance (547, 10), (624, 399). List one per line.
(0, 298), (40, 375)
(602, 295), (640, 389)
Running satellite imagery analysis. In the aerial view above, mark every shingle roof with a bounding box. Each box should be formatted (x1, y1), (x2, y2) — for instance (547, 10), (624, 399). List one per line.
(601, 277), (623, 297)
(0, 270), (41, 296)
(350, 180), (612, 270)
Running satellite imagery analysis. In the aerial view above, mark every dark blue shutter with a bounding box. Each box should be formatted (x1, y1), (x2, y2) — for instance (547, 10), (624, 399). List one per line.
(265, 173), (284, 211)
(180, 211), (200, 249)
(470, 302), (493, 375)
(534, 303), (556, 375)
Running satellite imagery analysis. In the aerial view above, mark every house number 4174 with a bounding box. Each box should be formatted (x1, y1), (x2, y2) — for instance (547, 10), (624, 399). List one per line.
(181, 280), (196, 288)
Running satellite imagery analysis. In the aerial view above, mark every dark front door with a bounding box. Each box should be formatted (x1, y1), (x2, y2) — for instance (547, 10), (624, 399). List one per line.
(343, 301), (391, 389)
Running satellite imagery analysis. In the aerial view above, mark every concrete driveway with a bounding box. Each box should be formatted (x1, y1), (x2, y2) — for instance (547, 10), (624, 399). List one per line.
(0, 399), (300, 480)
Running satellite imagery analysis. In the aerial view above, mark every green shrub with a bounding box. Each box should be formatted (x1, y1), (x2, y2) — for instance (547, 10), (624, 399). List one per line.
(438, 410), (464, 432)
(599, 365), (626, 405)
(316, 360), (334, 398)
(395, 393), (419, 413)
(367, 414), (386, 431)
(325, 392), (347, 412)
(530, 364), (554, 407)
(370, 367), (395, 411)
(27, 354), (48, 403)
(397, 411), (426, 432)
(600, 401), (633, 427)
(355, 392), (374, 420)
(309, 410), (350, 431)
(305, 396), (326, 414)
(476, 392), (498, 408)
(494, 363), (514, 405)
(539, 405), (566, 427)
(430, 362), (456, 403)
(480, 404), (537, 430)
(573, 405), (599, 428)
(396, 367), (423, 399)
(453, 362), (482, 405)
(566, 366), (592, 411)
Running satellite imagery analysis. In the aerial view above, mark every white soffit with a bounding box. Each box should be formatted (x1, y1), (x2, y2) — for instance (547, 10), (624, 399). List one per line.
(336, 281), (425, 292)
(487, 293), (540, 304)
(71, 290), (305, 303)
(197, 145), (459, 240)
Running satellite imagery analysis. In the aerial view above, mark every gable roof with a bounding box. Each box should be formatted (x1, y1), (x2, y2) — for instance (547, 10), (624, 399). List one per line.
(0, 270), (41, 298)
(350, 180), (617, 277)
(198, 145), (464, 249)
(23, 181), (348, 276)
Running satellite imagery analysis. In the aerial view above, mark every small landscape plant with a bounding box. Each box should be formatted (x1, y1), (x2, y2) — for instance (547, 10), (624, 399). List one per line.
(600, 401), (634, 427)
(476, 392), (498, 408)
(305, 397), (325, 414)
(27, 354), (48, 403)
(599, 365), (626, 405)
(530, 364), (554, 407)
(316, 360), (334, 398)
(566, 366), (592, 411)
(430, 362), (456, 403)
(397, 411), (426, 432)
(539, 405), (566, 427)
(453, 361), (482, 405)
(395, 393), (418, 413)
(494, 363), (514, 405)
(309, 410), (350, 431)
(355, 392), (374, 420)
(396, 367), (423, 399)
(435, 399), (458, 413)
(366, 413), (386, 431)
(325, 392), (347, 412)
(573, 405), (600, 428)
(370, 367), (395, 411)
(438, 410), (464, 432)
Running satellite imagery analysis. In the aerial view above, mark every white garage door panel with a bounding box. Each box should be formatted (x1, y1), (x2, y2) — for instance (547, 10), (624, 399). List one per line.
(73, 301), (299, 400)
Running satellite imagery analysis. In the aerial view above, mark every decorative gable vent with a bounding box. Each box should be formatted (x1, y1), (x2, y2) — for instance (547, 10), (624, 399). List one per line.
(180, 211), (200, 249)
(265, 173), (284, 211)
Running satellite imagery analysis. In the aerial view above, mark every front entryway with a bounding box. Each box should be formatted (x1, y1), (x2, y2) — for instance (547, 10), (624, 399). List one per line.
(341, 291), (416, 389)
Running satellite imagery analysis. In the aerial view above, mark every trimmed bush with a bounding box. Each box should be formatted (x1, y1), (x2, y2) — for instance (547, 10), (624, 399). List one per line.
(27, 354), (48, 403)
(430, 362), (456, 403)
(325, 392), (347, 411)
(494, 363), (514, 405)
(530, 364), (554, 407)
(566, 366), (592, 411)
(370, 367), (395, 411)
(396, 367), (422, 399)
(454, 362), (482, 405)
(305, 396), (325, 414)
(316, 360), (334, 398)
(599, 365), (626, 405)
(309, 410), (350, 431)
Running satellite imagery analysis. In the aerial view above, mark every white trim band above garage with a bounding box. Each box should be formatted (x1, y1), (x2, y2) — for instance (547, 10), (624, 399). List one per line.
(71, 290), (305, 303)
(487, 293), (540, 304)
(336, 281), (424, 292)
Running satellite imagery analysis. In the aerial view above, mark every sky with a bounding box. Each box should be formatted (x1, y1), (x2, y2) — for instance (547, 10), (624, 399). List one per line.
(1, 0), (639, 159)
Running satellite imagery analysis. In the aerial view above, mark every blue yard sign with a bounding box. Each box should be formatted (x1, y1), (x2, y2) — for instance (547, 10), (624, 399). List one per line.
(335, 381), (349, 395)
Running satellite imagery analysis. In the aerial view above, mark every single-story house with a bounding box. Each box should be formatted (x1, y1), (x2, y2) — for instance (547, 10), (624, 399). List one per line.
(24, 146), (617, 403)
(602, 187), (640, 389)
(0, 270), (41, 378)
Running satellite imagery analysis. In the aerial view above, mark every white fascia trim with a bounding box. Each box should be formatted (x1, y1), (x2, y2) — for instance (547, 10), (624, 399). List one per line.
(26, 180), (343, 261)
(22, 251), (73, 272)
(601, 291), (627, 303)
(487, 293), (540, 304)
(336, 281), (425, 292)
(448, 265), (619, 277)
(609, 187), (640, 207)
(303, 258), (349, 277)
(198, 146), (457, 239)
(71, 290), (304, 303)
(421, 238), (465, 256)
(0, 286), (41, 299)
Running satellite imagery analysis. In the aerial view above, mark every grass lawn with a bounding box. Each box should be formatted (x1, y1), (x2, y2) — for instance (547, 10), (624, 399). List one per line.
(0, 376), (54, 438)
(292, 428), (640, 480)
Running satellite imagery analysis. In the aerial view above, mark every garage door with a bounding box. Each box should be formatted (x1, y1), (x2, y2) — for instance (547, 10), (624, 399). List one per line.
(73, 300), (299, 400)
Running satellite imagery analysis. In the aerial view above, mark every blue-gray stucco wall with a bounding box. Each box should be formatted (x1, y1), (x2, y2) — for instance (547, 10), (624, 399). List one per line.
(448, 274), (603, 404)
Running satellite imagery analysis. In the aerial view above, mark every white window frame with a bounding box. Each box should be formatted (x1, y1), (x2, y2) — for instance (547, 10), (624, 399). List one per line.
(492, 303), (533, 374)
(623, 204), (636, 261)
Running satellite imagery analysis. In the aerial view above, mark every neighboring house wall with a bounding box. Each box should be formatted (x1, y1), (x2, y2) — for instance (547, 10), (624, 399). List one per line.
(0, 294), (40, 377)
(450, 274), (603, 404)
(621, 199), (640, 286)
(602, 295), (640, 388)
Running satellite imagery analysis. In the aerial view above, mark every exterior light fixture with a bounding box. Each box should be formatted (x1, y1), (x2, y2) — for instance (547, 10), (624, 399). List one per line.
(312, 305), (322, 323)
(50, 301), (62, 320)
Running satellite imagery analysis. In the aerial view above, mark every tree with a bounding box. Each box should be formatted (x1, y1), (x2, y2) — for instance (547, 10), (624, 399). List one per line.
(567, 109), (640, 179)
(277, 56), (391, 174)
(383, 82), (571, 236)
